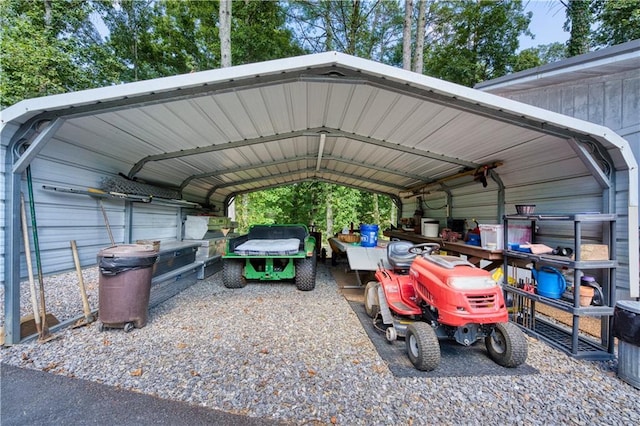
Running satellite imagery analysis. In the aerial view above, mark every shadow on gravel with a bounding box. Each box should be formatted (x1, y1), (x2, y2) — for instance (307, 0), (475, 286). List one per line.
(349, 301), (538, 378)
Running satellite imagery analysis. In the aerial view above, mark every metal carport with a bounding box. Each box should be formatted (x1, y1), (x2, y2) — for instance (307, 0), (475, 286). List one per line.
(2, 51), (638, 345)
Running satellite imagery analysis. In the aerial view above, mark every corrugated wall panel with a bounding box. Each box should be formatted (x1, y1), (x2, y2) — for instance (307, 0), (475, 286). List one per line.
(131, 204), (180, 242)
(483, 67), (638, 298)
(622, 75), (639, 129)
(2, 147), (185, 283)
(0, 143), (7, 281)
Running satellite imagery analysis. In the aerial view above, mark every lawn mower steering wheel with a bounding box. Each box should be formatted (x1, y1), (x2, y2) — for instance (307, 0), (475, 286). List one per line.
(408, 243), (440, 256)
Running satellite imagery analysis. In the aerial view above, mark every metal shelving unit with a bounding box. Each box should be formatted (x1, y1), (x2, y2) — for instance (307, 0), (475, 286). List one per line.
(502, 213), (617, 360)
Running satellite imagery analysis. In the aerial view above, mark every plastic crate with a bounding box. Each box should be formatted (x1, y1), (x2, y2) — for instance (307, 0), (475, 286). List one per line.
(479, 224), (503, 250)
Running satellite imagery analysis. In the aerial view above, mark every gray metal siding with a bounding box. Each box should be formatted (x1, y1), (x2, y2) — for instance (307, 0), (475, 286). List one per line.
(1, 139), (184, 283)
(482, 68), (639, 299)
(131, 203), (181, 242)
(0, 143), (7, 282)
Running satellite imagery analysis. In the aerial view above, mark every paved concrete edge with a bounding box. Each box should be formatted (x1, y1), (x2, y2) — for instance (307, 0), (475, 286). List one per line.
(1, 363), (283, 425)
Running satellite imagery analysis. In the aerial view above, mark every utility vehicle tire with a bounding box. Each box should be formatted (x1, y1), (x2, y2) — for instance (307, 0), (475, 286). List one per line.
(364, 281), (380, 318)
(295, 251), (317, 291)
(485, 322), (528, 367)
(406, 322), (440, 371)
(223, 259), (247, 289)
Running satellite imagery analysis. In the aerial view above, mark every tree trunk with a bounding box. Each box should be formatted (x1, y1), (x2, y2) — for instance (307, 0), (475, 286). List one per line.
(413, 0), (427, 73)
(219, 0), (232, 67)
(402, 0), (413, 70)
(326, 187), (334, 237)
(565, 0), (591, 57)
(44, 0), (52, 29)
(324, 2), (333, 51)
(373, 193), (380, 226)
(347, 0), (361, 55)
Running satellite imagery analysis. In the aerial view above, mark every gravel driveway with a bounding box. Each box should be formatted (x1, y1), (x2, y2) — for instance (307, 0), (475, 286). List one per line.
(1, 264), (638, 425)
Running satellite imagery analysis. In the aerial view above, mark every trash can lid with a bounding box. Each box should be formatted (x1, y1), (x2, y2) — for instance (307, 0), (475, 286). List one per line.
(616, 300), (640, 314)
(98, 244), (158, 258)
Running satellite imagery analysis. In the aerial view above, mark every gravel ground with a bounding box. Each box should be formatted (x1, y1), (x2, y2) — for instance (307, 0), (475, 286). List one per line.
(1, 264), (639, 425)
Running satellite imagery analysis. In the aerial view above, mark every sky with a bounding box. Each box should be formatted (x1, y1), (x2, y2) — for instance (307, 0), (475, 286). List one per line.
(519, 0), (570, 50)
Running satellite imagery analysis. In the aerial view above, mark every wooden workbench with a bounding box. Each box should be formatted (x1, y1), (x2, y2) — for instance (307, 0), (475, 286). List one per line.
(383, 230), (503, 271)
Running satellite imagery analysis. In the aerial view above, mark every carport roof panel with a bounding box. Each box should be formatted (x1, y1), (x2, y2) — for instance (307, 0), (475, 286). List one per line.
(2, 51), (635, 204)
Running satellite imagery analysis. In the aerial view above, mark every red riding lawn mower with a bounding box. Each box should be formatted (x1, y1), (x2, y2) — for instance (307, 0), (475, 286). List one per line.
(364, 241), (528, 371)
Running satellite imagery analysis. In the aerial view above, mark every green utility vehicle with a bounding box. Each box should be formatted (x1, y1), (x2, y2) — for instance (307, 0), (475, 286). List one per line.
(222, 224), (317, 291)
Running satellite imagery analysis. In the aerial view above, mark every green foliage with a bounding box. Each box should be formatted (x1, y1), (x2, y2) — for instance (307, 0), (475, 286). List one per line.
(592, 0), (640, 47)
(286, 0), (404, 63)
(234, 183), (394, 239)
(96, 0), (303, 82)
(0, 0), (121, 108)
(564, 0), (592, 57)
(232, 0), (304, 64)
(513, 42), (567, 71)
(423, 0), (532, 86)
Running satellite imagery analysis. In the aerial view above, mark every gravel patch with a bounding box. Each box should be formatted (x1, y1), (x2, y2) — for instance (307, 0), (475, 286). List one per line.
(1, 264), (639, 425)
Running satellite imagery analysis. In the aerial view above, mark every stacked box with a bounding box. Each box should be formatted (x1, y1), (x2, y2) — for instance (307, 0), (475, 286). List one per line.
(206, 216), (231, 231)
(185, 237), (227, 260)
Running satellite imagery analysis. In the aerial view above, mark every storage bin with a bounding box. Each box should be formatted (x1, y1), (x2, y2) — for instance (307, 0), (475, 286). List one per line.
(421, 218), (439, 237)
(152, 242), (199, 278)
(479, 224), (504, 250)
(613, 300), (640, 389)
(507, 224), (532, 244)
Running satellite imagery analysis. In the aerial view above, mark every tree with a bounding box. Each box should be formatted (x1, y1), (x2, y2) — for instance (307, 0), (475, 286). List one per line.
(231, 1), (304, 65)
(286, 0), (404, 63)
(423, 0), (532, 86)
(219, 0), (231, 67)
(0, 0), (120, 108)
(412, 0), (428, 74)
(97, 0), (303, 83)
(592, 0), (640, 47)
(512, 42), (567, 71)
(564, 0), (592, 56)
(402, 0), (413, 69)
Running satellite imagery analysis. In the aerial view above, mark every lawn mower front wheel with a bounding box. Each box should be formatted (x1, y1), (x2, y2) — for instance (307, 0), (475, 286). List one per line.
(364, 281), (380, 318)
(485, 322), (528, 367)
(406, 322), (440, 371)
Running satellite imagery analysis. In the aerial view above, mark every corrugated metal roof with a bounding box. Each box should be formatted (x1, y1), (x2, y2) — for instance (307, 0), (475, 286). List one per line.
(1, 51), (636, 210)
(475, 39), (640, 93)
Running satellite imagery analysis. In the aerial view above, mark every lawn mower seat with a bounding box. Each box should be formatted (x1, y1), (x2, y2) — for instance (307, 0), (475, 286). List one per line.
(387, 240), (416, 271)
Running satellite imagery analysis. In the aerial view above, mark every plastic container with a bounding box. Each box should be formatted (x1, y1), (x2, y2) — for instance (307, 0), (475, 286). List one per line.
(507, 224), (532, 245)
(360, 224), (379, 247)
(613, 300), (640, 389)
(479, 224), (504, 250)
(421, 218), (439, 237)
(466, 233), (481, 246)
(97, 245), (158, 331)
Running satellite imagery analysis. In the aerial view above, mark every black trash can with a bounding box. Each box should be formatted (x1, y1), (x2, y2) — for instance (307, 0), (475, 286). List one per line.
(612, 300), (640, 389)
(97, 245), (158, 332)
